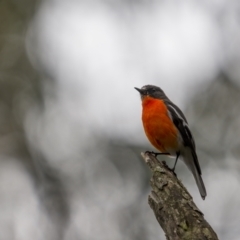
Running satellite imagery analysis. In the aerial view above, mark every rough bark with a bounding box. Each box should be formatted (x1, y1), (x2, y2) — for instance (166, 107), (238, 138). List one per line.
(141, 152), (219, 240)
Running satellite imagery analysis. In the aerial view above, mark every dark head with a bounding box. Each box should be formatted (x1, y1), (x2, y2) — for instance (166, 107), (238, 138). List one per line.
(134, 85), (167, 100)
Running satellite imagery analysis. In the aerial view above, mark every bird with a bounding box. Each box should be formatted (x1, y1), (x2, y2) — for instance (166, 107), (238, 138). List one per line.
(135, 85), (207, 200)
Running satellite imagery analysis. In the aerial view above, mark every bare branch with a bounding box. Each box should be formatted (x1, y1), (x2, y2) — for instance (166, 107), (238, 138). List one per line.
(141, 152), (219, 240)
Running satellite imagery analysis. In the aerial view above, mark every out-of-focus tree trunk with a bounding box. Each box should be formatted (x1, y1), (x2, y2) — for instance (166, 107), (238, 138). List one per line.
(0, 1), (69, 239)
(141, 152), (219, 240)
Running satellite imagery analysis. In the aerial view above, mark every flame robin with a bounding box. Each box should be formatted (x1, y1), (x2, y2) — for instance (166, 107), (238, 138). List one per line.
(135, 85), (207, 200)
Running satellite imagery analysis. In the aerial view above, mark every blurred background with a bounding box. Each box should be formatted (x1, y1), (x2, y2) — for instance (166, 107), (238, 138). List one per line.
(0, 0), (240, 239)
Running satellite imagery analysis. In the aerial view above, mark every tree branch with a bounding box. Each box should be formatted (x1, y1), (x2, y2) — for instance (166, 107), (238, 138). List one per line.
(141, 152), (218, 240)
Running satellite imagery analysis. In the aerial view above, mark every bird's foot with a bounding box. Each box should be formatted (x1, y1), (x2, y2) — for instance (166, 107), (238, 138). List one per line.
(162, 161), (177, 176)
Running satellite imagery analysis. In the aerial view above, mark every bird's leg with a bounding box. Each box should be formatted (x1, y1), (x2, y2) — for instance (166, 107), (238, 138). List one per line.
(145, 151), (170, 158)
(172, 151), (180, 172)
(152, 151), (170, 157)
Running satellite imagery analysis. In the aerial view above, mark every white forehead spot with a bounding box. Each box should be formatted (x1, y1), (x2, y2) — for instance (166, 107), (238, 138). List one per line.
(141, 86), (147, 90)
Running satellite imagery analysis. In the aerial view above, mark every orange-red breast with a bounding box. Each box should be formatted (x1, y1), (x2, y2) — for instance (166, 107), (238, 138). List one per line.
(135, 85), (207, 200)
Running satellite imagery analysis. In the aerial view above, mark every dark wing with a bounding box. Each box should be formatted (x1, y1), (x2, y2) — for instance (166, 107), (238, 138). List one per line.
(165, 100), (201, 174)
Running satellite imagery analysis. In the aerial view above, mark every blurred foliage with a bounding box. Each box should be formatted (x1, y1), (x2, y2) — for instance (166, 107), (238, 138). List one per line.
(0, 1), (69, 240)
(0, 0), (40, 158)
(187, 73), (240, 164)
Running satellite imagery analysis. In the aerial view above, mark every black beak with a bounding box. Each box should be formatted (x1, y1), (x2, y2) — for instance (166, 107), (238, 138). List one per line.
(134, 87), (143, 94)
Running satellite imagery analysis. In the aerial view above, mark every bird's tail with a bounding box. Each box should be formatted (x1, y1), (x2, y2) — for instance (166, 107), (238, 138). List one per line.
(182, 148), (207, 200)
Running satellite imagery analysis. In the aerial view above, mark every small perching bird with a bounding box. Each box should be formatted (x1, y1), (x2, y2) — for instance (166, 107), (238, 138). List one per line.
(135, 85), (207, 200)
